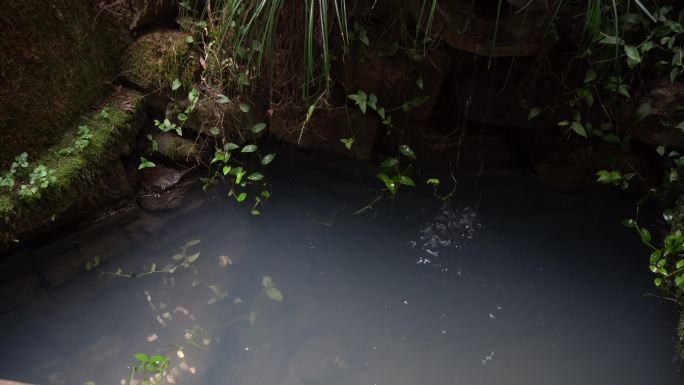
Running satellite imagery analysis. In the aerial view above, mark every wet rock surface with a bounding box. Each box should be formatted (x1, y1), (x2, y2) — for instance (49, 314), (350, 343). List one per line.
(137, 164), (196, 211)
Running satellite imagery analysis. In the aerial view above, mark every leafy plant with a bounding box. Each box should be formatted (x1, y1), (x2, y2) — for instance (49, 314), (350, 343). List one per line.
(623, 215), (684, 291)
(86, 239), (202, 278)
(18, 165), (56, 198)
(139, 157), (156, 170)
(210, 141), (275, 215)
(596, 169), (634, 189)
(129, 353), (169, 385)
(154, 81), (199, 137)
(376, 145), (418, 196)
(0, 152), (29, 189)
(58, 125), (94, 156)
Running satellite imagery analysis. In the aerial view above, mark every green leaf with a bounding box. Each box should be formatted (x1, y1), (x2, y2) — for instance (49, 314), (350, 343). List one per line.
(185, 239), (201, 247)
(224, 142), (240, 151)
(348, 91), (368, 114)
(185, 252), (200, 263)
(138, 157), (156, 170)
(416, 76), (424, 90)
(395, 175), (416, 186)
(640, 228), (652, 244)
(380, 158), (399, 168)
(584, 69), (597, 83)
(675, 274), (684, 287)
(570, 121), (587, 138)
(670, 67), (680, 83)
(262, 275), (274, 288)
(654, 277), (663, 287)
(188, 88), (200, 105)
(624, 45), (642, 64)
(216, 94), (230, 104)
(635, 101), (651, 122)
(426, 178), (440, 185)
(399, 145), (416, 159)
(261, 153), (276, 165)
(265, 287), (284, 302)
(368, 94), (378, 111)
(247, 172), (264, 181)
(134, 353), (149, 362)
(171, 78), (182, 91)
(599, 35), (624, 45)
(251, 123), (267, 134)
(186, 35), (194, 44)
(621, 218), (637, 228)
(239, 103), (251, 113)
(376, 173), (397, 195)
(223, 165), (231, 175)
(528, 107), (542, 120)
(210, 127), (221, 136)
(241, 144), (257, 153)
(340, 138), (354, 150)
(236, 192), (247, 202)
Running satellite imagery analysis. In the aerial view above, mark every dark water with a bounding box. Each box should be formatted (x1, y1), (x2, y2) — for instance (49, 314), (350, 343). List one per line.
(0, 162), (681, 385)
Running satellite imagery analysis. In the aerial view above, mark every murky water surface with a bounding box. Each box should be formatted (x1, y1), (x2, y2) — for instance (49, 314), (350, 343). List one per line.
(0, 164), (681, 385)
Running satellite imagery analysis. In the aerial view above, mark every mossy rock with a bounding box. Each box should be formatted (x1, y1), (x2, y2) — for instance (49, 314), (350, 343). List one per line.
(152, 132), (200, 163)
(120, 29), (197, 91)
(0, 88), (145, 244)
(0, 0), (123, 168)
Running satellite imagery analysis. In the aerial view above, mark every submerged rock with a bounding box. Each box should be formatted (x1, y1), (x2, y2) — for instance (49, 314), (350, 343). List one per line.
(137, 164), (195, 211)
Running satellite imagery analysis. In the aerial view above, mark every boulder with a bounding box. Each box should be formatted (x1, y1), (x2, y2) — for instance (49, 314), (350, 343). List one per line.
(152, 132), (200, 163)
(120, 29), (197, 91)
(626, 78), (684, 150)
(269, 106), (378, 160)
(341, 45), (452, 122)
(166, 96), (266, 142)
(408, 0), (550, 57)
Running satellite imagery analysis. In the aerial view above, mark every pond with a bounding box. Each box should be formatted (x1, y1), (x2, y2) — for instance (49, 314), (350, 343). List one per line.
(0, 160), (681, 385)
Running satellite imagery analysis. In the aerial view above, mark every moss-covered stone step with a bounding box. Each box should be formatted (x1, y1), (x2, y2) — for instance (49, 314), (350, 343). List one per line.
(0, 88), (145, 244)
(121, 29), (197, 91)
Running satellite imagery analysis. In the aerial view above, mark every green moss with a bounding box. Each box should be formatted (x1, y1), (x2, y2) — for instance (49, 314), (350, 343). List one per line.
(0, 0), (122, 167)
(0, 89), (145, 243)
(120, 30), (197, 90)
